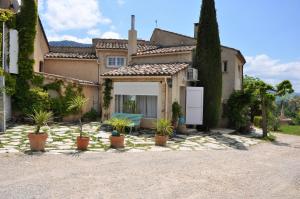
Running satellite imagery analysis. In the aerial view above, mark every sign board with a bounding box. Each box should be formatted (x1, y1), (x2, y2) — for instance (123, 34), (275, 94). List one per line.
(185, 87), (204, 125)
(9, 29), (19, 74)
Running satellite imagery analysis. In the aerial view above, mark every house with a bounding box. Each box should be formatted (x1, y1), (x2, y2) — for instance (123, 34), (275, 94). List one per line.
(43, 15), (246, 128)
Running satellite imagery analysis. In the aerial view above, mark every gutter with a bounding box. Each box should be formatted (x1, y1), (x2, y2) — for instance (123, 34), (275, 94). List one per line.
(100, 76), (172, 79)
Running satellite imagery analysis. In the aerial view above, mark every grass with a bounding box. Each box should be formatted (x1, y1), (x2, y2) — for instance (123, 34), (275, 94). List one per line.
(278, 125), (300, 136)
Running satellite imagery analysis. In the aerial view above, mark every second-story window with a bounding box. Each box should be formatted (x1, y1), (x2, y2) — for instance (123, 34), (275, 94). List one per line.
(107, 56), (126, 68)
(222, 61), (228, 73)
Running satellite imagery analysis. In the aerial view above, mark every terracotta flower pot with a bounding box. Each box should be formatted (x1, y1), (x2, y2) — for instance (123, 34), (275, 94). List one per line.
(28, 133), (48, 151)
(155, 135), (169, 146)
(110, 135), (125, 148)
(77, 136), (90, 151)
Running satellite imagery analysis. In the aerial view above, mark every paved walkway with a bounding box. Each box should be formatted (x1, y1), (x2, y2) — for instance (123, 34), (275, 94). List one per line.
(0, 122), (261, 154)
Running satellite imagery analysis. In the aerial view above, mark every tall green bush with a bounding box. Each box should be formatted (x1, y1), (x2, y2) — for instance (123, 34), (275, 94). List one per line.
(194, 0), (222, 130)
(14, 0), (38, 113)
(227, 91), (252, 131)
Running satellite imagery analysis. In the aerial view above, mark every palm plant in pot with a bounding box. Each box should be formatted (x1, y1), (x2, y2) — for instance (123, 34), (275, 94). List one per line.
(155, 119), (173, 146)
(28, 109), (53, 151)
(67, 95), (89, 150)
(106, 118), (131, 148)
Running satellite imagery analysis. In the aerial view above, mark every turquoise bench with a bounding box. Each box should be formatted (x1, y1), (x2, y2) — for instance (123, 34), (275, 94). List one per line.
(111, 113), (144, 134)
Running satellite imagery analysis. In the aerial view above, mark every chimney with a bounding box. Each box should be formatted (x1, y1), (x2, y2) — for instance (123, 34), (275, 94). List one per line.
(194, 23), (199, 39)
(128, 15), (137, 64)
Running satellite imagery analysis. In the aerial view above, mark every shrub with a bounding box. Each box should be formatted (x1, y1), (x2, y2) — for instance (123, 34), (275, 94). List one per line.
(50, 97), (64, 121)
(254, 116), (262, 128)
(83, 108), (99, 121)
(172, 101), (182, 122)
(227, 91), (252, 131)
(155, 119), (173, 136)
(27, 87), (50, 113)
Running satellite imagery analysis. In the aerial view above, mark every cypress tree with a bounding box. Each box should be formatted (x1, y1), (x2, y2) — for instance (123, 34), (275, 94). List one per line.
(194, 0), (222, 130)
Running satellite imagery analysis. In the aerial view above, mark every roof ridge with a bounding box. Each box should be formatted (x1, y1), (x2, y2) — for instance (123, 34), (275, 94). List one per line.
(153, 28), (196, 40)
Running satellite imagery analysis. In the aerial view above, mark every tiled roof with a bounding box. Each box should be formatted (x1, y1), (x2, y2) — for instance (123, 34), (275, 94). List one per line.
(36, 72), (98, 86)
(45, 46), (97, 59)
(136, 45), (195, 56)
(101, 63), (189, 77)
(45, 52), (97, 59)
(93, 39), (158, 52)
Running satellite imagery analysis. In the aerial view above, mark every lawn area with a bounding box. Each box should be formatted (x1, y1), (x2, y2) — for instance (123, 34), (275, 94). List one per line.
(278, 125), (300, 136)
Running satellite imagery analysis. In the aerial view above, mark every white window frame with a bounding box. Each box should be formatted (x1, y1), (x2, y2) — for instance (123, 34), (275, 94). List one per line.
(106, 56), (126, 68)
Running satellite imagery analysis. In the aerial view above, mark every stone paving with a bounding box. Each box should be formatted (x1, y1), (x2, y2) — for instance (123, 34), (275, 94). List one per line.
(0, 122), (262, 154)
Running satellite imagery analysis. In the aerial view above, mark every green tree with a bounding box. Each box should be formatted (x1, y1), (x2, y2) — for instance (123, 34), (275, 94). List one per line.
(244, 76), (275, 137)
(276, 80), (294, 118)
(194, 0), (222, 130)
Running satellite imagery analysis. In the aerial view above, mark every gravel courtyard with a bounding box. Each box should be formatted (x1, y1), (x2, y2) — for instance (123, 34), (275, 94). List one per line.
(0, 133), (299, 199)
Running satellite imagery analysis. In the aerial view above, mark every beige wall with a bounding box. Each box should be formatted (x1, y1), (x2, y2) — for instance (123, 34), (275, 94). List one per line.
(43, 77), (99, 121)
(150, 29), (196, 47)
(132, 53), (191, 65)
(132, 47), (243, 102)
(221, 47), (244, 101)
(44, 59), (99, 82)
(33, 21), (49, 72)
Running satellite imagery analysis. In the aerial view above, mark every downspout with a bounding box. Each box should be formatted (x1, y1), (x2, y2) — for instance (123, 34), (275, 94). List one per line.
(2, 22), (5, 69)
(97, 57), (101, 120)
(164, 77), (168, 119)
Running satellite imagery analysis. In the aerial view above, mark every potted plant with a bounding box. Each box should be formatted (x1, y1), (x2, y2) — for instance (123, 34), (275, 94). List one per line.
(155, 119), (173, 146)
(172, 101), (182, 129)
(67, 95), (89, 150)
(28, 109), (53, 151)
(106, 118), (131, 148)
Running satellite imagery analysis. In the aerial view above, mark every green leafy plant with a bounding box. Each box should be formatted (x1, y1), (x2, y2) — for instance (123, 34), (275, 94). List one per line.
(102, 79), (113, 119)
(14, 0), (38, 113)
(67, 95), (88, 137)
(27, 87), (51, 113)
(28, 109), (53, 134)
(172, 101), (182, 124)
(155, 119), (174, 136)
(254, 116), (262, 128)
(227, 90), (252, 131)
(83, 108), (99, 121)
(106, 118), (131, 136)
(0, 68), (16, 96)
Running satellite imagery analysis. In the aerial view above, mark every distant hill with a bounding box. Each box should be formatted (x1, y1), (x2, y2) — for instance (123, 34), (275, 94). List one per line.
(49, 40), (92, 47)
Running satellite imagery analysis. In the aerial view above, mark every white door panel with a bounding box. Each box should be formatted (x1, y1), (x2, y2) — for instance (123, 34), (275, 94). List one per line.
(186, 87), (204, 125)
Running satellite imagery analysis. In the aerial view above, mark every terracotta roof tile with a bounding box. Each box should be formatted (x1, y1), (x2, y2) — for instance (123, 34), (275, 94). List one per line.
(45, 46), (97, 59)
(36, 72), (98, 86)
(93, 39), (158, 52)
(101, 63), (189, 77)
(136, 45), (195, 56)
(45, 52), (97, 59)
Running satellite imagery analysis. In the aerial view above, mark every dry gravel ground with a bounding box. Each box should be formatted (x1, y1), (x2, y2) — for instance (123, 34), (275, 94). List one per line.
(0, 133), (299, 199)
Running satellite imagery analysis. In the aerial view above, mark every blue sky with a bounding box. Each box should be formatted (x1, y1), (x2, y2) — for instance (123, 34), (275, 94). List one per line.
(39, 0), (300, 92)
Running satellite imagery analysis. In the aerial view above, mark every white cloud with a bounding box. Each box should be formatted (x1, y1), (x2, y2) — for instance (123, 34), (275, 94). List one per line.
(245, 54), (300, 92)
(43, 0), (111, 32)
(116, 0), (125, 6)
(101, 31), (121, 39)
(47, 35), (92, 44)
(87, 29), (101, 36)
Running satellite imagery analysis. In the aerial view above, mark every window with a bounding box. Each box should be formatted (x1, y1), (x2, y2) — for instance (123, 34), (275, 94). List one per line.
(107, 56), (126, 68)
(39, 61), (44, 72)
(115, 95), (158, 118)
(223, 61), (228, 72)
